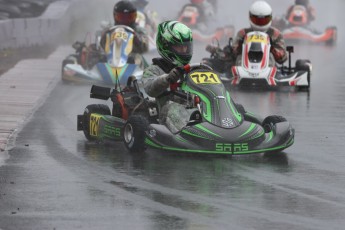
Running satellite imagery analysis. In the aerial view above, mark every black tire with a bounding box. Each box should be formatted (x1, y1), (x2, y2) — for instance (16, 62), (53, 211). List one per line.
(82, 104), (111, 141)
(295, 59), (311, 71)
(295, 59), (311, 91)
(123, 115), (148, 153)
(262, 115), (287, 133)
(325, 38), (335, 46)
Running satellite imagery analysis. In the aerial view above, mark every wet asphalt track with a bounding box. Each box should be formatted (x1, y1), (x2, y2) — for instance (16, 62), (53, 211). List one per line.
(1, 1), (345, 229)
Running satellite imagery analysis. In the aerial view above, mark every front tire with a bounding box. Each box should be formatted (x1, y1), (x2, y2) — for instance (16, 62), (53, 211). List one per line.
(123, 115), (148, 153)
(61, 56), (76, 83)
(82, 104), (111, 141)
(262, 115), (287, 133)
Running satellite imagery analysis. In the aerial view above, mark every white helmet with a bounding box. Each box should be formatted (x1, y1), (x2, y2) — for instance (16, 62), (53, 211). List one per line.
(249, 1), (272, 32)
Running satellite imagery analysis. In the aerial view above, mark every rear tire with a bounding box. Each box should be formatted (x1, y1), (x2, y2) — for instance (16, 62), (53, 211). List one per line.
(82, 104), (111, 141)
(295, 59), (311, 71)
(295, 59), (311, 91)
(123, 115), (148, 153)
(262, 115), (287, 133)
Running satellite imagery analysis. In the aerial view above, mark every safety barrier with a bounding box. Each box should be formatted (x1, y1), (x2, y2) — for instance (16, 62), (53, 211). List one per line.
(0, 0), (87, 49)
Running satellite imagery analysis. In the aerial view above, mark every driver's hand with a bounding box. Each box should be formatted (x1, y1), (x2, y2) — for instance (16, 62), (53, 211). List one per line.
(166, 67), (184, 83)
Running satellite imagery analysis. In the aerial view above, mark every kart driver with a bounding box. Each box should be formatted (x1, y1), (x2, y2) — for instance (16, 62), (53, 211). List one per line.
(206, 0), (287, 69)
(100, 0), (149, 56)
(178, 0), (215, 31)
(232, 1), (287, 65)
(286, 0), (316, 24)
(142, 21), (194, 133)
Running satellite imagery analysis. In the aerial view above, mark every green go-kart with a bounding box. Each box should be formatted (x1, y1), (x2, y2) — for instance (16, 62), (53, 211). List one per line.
(77, 63), (294, 155)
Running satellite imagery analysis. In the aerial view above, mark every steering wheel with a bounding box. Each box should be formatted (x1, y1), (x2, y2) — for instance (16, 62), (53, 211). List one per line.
(167, 63), (214, 99)
(169, 63), (213, 88)
(184, 63), (213, 73)
(107, 25), (136, 35)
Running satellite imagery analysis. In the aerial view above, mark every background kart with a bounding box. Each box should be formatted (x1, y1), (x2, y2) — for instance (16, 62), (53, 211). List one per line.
(77, 63), (294, 155)
(177, 3), (234, 44)
(272, 5), (337, 45)
(203, 31), (312, 91)
(61, 25), (146, 86)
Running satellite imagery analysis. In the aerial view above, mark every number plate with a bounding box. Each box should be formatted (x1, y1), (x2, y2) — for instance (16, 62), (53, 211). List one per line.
(111, 31), (128, 41)
(190, 72), (221, 84)
(246, 34), (267, 44)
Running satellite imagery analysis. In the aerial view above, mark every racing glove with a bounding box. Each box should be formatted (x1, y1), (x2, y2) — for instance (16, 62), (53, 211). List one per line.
(166, 67), (184, 83)
(270, 46), (287, 64)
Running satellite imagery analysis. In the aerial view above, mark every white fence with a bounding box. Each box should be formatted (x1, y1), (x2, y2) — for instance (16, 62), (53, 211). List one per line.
(0, 0), (86, 49)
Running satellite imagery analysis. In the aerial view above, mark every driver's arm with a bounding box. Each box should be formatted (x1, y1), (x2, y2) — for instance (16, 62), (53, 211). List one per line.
(270, 28), (287, 64)
(143, 65), (169, 98)
(231, 29), (246, 57)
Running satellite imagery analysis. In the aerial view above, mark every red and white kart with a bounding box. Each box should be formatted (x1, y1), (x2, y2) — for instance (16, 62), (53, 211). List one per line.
(272, 5), (337, 45)
(177, 3), (234, 44)
(230, 31), (311, 91)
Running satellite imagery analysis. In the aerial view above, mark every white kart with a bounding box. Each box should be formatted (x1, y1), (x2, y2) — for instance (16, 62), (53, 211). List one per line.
(231, 31), (311, 90)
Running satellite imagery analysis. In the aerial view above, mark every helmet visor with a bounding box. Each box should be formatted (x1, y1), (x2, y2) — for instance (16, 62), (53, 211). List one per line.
(171, 42), (193, 57)
(250, 13), (272, 26)
(114, 11), (137, 25)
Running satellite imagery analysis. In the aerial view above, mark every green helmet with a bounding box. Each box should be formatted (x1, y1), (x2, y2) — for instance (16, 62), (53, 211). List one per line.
(156, 21), (193, 66)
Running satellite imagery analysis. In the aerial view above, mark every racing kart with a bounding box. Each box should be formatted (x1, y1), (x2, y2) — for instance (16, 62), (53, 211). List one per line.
(202, 31), (312, 91)
(272, 5), (337, 45)
(61, 25), (146, 86)
(177, 3), (234, 44)
(77, 63), (294, 155)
